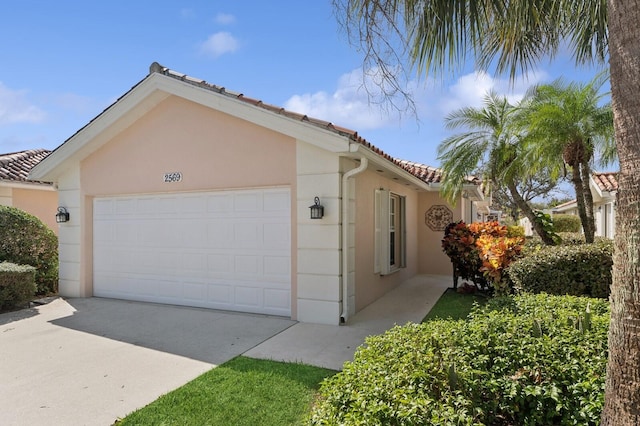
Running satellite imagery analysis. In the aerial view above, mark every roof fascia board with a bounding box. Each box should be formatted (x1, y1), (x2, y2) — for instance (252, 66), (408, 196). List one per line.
(348, 144), (432, 191)
(0, 180), (55, 191)
(463, 184), (485, 201)
(590, 175), (605, 198)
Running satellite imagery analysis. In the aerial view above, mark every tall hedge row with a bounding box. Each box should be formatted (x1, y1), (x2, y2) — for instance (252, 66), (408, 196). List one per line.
(0, 206), (58, 295)
(507, 240), (613, 298)
(552, 214), (582, 233)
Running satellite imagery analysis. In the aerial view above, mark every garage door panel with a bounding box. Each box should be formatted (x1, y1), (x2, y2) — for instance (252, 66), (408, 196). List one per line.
(233, 223), (260, 248)
(264, 256), (290, 277)
(264, 190), (290, 212)
(265, 288), (291, 311)
(94, 188), (291, 316)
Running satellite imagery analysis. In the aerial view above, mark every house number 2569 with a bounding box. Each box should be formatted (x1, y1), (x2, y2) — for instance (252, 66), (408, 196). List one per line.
(163, 172), (182, 183)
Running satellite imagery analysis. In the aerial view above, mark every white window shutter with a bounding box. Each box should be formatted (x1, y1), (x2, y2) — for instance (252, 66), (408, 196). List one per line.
(374, 189), (391, 275)
(399, 195), (407, 268)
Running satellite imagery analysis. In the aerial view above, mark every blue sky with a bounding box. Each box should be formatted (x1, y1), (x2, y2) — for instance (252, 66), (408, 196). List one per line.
(0, 1), (606, 168)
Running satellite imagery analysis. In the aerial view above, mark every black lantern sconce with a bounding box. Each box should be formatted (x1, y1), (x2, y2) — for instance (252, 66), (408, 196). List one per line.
(309, 197), (324, 219)
(56, 207), (70, 223)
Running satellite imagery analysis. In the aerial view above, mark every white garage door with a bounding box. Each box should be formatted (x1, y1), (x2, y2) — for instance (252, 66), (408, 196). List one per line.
(93, 188), (291, 316)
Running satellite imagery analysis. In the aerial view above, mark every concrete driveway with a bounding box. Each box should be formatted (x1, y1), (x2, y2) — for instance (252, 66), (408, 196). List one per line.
(0, 274), (449, 426)
(0, 297), (295, 426)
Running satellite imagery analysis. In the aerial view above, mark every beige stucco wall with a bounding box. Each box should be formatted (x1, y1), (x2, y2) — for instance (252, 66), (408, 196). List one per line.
(417, 192), (463, 276)
(76, 95), (299, 316)
(0, 186), (11, 206)
(12, 187), (59, 234)
(0, 185), (58, 234)
(353, 170), (419, 312)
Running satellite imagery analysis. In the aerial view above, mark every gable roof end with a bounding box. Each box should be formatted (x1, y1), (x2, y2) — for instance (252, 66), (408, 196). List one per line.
(593, 172), (619, 193)
(30, 62), (481, 192)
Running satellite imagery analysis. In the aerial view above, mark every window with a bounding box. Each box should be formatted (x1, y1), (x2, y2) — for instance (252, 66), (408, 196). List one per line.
(374, 189), (406, 275)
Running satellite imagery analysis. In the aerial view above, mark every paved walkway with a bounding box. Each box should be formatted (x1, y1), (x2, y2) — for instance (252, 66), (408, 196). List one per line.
(0, 274), (449, 425)
(245, 274), (450, 370)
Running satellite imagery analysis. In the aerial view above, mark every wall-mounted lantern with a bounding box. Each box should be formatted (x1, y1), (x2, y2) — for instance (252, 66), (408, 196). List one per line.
(56, 207), (70, 223)
(309, 197), (324, 219)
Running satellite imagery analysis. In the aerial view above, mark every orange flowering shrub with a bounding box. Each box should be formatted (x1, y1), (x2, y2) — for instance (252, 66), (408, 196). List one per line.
(443, 221), (524, 294)
(476, 234), (525, 296)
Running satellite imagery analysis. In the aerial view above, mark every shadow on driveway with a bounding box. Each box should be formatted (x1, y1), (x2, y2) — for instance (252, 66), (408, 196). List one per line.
(51, 298), (296, 365)
(0, 306), (39, 326)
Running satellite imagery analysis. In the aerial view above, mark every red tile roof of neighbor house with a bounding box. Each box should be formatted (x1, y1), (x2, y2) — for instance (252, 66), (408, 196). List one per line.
(593, 172), (619, 192)
(148, 63), (478, 186)
(0, 149), (52, 183)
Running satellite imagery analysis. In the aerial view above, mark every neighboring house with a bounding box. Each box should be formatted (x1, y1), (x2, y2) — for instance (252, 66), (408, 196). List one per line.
(552, 172), (618, 239)
(519, 172), (619, 239)
(30, 62), (485, 325)
(0, 149), (58, 233)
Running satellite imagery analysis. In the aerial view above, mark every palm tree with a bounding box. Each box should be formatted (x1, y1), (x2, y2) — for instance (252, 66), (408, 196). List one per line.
(517, 73), (615, 243)
(437, 91), (558, 244)
(334, 0), (640, 424)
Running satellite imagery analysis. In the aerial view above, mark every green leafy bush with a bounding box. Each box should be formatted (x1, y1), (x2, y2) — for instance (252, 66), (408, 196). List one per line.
(506, 240), (613, 298)
(506, 225), (525, 238)
(309, 294), (609, 426)
(0, 262), (36, 310)
(0, 206), (58, 295)
(557, 232), (586, 245)
(553, 214), (582, 232)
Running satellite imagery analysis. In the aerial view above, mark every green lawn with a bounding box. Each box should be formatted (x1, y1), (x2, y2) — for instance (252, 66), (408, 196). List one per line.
(116, 290), (472, 425)
(422, 287), (487, 322)
(115, 356), (336, 426)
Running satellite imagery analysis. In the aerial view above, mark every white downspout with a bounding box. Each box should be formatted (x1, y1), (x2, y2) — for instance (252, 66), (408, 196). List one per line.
(340, 156), (368, 324)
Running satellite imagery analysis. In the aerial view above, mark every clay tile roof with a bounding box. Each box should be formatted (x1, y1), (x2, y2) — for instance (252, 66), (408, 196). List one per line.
(147, 63), (481, 187)
(0, 149), (52, 183)
(391, 159), (443, 184)
(593, 172), (619, 192)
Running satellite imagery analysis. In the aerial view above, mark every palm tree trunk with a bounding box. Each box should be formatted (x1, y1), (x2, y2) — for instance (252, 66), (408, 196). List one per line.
(569, 161), (594, 243)
(506, 180), (556, 245)
(579, 161), (596, 242)
(601, 0), (640, 423)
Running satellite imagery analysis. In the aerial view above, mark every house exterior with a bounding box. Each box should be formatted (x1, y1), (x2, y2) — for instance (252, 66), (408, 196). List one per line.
(29, 63), (484, 325)
(552, 172), (618, 239)
(0, 149), (58, 232)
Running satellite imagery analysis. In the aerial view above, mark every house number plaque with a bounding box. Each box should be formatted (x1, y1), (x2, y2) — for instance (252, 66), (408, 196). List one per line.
(163, 172), (183, 183)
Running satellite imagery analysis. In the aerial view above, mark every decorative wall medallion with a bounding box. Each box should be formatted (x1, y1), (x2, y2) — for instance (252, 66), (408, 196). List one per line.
(425, 205), (453, 231)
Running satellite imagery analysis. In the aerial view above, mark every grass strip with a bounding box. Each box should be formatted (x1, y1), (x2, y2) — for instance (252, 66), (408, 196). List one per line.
(423, 287), (487, 322)
(116, 356), (336, 426)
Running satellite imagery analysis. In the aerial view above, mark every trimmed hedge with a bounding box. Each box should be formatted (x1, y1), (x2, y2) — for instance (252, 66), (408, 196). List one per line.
(309, 294), (609, 425)
(0, 206), (58, 295)
(0, 262), (36, 310)
(553, 214), (582, 233)
(558, 232), (587, 245)
(507, 240), (613, 298)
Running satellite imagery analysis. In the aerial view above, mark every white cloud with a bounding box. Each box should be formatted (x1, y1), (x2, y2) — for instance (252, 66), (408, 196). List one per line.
(0, 82), (46, 126)
(283, 68), (551, 135)
(199, 32), (240, 58)
(214, 13), (236, 25)
(437, 70), (549, 115)
(284, 69), (398, 130)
